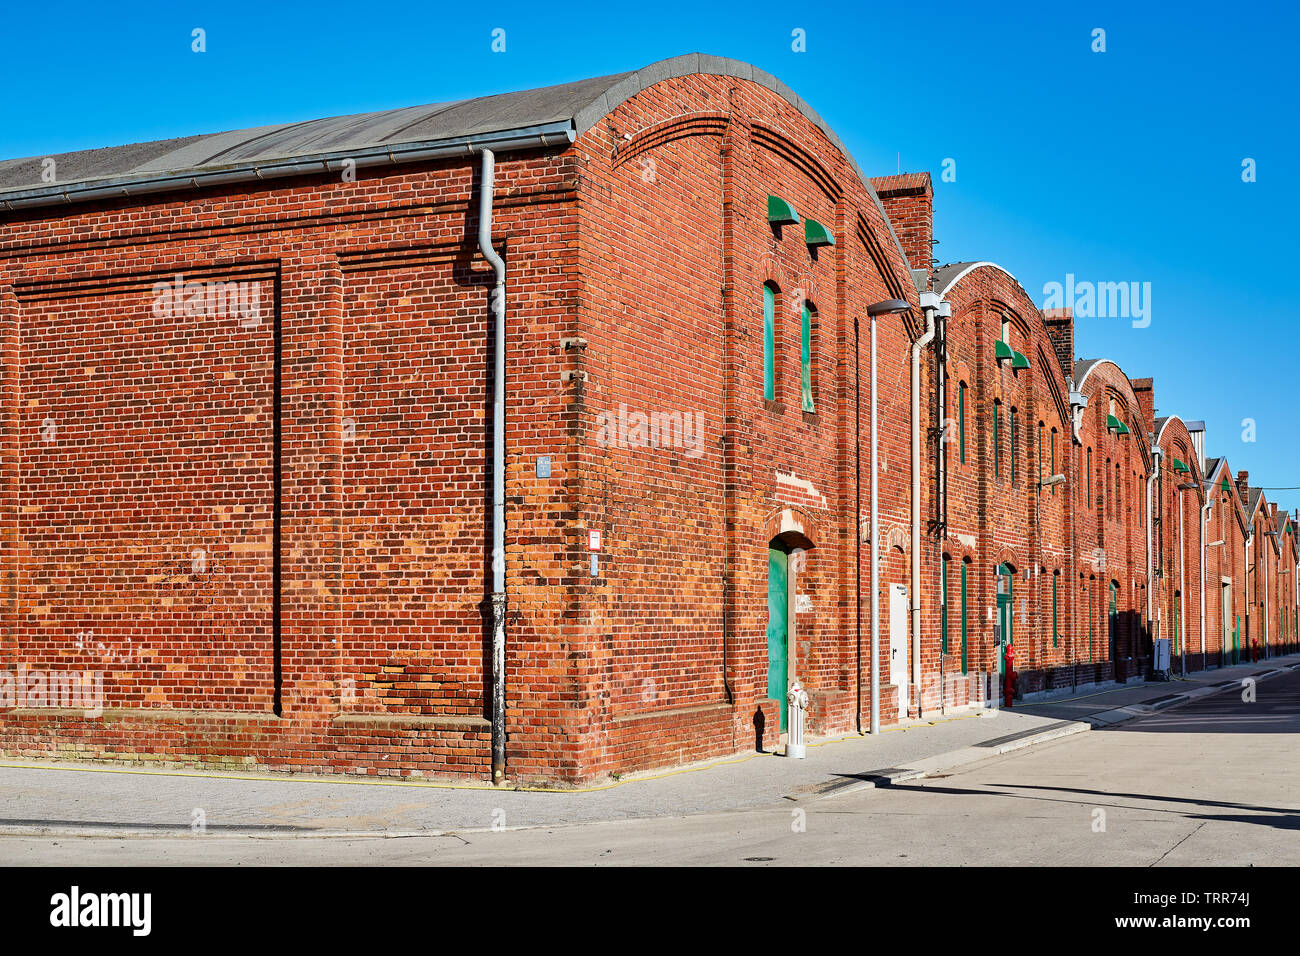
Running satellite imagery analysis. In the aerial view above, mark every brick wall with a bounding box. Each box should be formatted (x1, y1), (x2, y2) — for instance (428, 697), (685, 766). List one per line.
(0, 62), (1292, 784)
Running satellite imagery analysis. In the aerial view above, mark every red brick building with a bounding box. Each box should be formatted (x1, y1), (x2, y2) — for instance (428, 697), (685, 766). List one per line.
(1200, 457), (1249, 667)
(1153, 415), (1206, 672)
(0, 55), (928, 783)
(0, 55), (1294, 784)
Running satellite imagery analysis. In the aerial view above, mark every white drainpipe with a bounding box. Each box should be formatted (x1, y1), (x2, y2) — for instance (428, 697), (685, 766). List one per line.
(478, 148), (508, 785)
(1147, 447), (1159, 648)
(911, 293), (939, 715)
(1246, 526), (1254, 656)
(870, 316), (880, 735)
(1200, 494), (1213, 663)
(1178, 486), (1186, 676)
(1263, 538), (1269, 657)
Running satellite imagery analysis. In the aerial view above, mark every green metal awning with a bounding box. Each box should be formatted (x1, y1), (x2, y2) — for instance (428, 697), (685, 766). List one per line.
(767, 194), (799, 225)
(1106, 413), (1121, 431)
(804, 218), (834, 247)
(1172, 458), (1190, 473)
(1221, 478), (1231, 492)
(1012, 350), (1030, 370)
(995, 340), (1013, 362)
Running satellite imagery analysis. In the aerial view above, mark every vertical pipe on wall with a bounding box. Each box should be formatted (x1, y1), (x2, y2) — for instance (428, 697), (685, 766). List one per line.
(1146, 451), (1157, 670)
(1201, 496), (1212, 665)
(855, 316), (862, 733)
(478, 148), (508, 785)
(870, 314), (880, 735)
(1178, 488), (1186, 677)
(910, 303), (936, 716)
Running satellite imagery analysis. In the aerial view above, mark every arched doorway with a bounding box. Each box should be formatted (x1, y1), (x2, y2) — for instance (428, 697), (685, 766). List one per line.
(996, 563), (1015, 676)
(766, 527), (814, 732)
(767, 545), (789, 730)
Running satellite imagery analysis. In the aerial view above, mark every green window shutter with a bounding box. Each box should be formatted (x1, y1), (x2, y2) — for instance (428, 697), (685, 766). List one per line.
(993, 404), (1000, 477)
(804, 218), (835, 247)
(941, 555), (949, 655)
(960, 561), (968, 675)
(1050, 429), (1057, 494)
(767, 195), (799, 225)
(800, 303), (814, 412)
(958, 384), (967, 464)
(762, 285), (775, 401)
(1037, 422), (1043, 486)
(1010, 408), (1017, 483)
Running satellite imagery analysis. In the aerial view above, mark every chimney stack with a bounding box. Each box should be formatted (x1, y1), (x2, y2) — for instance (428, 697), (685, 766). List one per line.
(1186, 421), (1206, 473)
(1041, 308), (1075, 383)
(1130, 377), (1156, 435)
(869, 172), (933, 276)
(1236, 470), (1250, 500)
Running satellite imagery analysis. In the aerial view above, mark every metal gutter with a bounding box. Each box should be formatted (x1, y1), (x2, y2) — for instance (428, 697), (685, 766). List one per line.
(0, 122), (576, 211)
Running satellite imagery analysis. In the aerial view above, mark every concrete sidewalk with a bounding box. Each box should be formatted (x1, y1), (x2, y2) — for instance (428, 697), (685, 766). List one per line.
(0, 654), (1295, 839)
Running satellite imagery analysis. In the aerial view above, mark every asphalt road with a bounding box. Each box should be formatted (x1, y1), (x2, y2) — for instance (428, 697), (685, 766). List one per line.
(2, 667), (1297, 865)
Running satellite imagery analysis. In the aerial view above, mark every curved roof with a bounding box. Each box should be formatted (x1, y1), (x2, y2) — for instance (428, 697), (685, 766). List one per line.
(933, 261), (1023, 299)
(1155, 415), (1189, 446)
(0, 78), (614, 195)
(1074, 358), (1148, 403)
(0, 54), (894, 228)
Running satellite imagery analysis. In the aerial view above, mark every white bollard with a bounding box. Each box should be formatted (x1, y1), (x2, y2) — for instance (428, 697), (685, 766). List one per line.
(786, 681), (809, 758)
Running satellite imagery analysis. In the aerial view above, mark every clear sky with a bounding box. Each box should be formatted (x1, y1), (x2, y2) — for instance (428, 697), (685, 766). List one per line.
(3, 1), (1296, 513)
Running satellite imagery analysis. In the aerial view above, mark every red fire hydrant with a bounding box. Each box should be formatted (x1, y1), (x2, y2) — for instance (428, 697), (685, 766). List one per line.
(1003, 643), (1016, 708)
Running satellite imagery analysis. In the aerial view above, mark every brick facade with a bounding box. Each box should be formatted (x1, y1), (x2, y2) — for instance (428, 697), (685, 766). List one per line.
(0, 57), (1293, 783)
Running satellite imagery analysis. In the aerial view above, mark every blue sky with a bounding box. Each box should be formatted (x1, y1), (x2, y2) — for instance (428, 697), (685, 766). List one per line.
(3, 1), (1296, 512)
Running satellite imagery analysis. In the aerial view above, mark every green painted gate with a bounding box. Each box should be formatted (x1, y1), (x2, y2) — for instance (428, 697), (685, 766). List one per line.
(767, 548), (788, 731)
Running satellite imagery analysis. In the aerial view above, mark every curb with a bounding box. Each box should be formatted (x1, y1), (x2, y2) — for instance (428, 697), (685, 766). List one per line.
(824, 661), (1300, 799)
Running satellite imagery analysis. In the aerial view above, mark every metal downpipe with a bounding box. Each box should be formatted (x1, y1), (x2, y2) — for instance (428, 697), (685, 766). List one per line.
(478, 148), (508, 785)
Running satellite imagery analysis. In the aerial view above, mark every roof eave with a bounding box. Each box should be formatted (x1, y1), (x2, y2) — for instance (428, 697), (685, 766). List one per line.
(0, 121), (576, 212)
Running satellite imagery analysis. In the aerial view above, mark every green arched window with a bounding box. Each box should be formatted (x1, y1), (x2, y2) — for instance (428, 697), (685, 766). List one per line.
(762, 284), (776, 401)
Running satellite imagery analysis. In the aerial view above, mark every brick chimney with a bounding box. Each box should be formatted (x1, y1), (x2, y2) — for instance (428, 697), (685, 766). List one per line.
(869, 172), (933, 275)
(1236, 470), (1250, 500)
(1130, 377), (1156, 435)
(1041, 308), (1074, 383)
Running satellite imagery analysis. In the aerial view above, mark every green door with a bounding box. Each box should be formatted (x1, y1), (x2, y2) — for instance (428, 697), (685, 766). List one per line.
(767, 548), (789, 731)
(1108, 582), (1119, 661)
(996, 564), (1013, 674)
